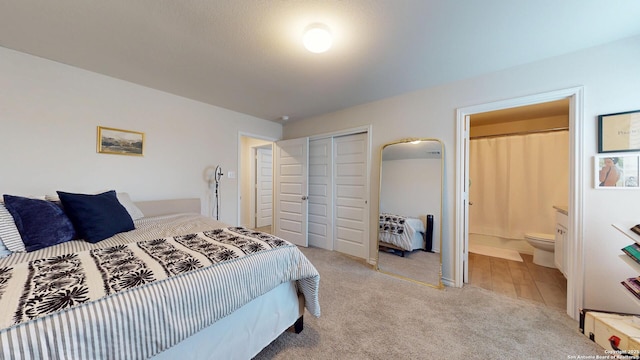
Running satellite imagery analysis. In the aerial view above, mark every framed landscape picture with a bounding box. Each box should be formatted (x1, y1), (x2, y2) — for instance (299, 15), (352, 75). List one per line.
(97, 126), (144, 156)
(598, 110), (640, 153)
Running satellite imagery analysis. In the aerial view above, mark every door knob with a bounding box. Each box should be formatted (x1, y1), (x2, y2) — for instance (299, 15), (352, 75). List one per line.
(301, 196), (308, 200)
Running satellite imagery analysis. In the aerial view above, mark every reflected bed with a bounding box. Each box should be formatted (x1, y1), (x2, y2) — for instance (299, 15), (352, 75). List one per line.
(378, 213), (432, 256)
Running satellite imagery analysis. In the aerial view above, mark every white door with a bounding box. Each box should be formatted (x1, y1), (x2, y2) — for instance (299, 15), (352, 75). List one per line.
(274, 137), (309, 247)
(463, 115), (471, 283)
(308, 138), (333, 250)
(333, 133), (369, 258)
(256, 147), (273, 227)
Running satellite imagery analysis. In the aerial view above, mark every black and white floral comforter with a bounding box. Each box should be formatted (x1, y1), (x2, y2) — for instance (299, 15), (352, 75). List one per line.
(0, 214), (320, 359)
(378, 213), (423, 250)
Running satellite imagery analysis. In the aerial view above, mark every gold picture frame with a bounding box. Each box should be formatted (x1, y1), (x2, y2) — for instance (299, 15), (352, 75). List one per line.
(97, 126), (144, 156)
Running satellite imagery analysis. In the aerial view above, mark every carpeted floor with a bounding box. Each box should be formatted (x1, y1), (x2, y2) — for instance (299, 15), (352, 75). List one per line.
(253, 246), (603, 359)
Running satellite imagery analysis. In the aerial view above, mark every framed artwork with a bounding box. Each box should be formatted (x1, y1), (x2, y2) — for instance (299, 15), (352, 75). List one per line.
(598, 110), (640, 153)
(97, 126), (144, 156)
(594, 154), (640, 189)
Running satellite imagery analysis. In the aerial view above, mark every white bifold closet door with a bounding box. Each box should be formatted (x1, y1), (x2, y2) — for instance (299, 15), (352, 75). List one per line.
(273, 137), (309, 247)
(332, 133), (369, 258)
(308, 138), (334, 250)
(274, 132), (369, 258)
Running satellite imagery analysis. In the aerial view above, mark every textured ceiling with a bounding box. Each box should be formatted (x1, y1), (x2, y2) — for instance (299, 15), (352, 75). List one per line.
(1, 1), (639, 123)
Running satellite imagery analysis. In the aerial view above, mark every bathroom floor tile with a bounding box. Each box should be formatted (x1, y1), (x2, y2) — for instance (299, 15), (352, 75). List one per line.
(514, 282), (545, 303)
(469, 252), (566, 309)
(489, 258), (512, 283)
(508, 260), (535, 284)
(537, 281), (567, 310)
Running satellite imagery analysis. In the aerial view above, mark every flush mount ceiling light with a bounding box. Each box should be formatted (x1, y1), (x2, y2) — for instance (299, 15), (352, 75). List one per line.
(303, 23), (332, 53)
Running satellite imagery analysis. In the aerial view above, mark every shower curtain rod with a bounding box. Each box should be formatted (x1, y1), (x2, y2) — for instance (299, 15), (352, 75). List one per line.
(470, 127), (569, 140)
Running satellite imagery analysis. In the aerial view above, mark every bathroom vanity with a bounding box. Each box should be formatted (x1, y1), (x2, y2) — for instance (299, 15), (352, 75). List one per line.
(553, 205), (568, 277)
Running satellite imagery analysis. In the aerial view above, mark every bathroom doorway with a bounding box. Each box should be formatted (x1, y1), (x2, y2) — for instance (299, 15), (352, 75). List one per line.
(455, 86), (585, 319)
(466, 99), (569, 310)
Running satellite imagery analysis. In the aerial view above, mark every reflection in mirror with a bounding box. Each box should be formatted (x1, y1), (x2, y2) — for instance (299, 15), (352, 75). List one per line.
(376, 139), (443, 288)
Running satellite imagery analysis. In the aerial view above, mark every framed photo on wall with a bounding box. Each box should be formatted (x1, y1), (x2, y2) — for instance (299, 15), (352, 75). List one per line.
(598, 110), (640, 153)
(97, 126), (145, 156)
(594, 153), (640, 189)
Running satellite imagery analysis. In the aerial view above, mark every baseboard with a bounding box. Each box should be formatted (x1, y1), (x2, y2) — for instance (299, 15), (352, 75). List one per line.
(442, 277), (456, 287)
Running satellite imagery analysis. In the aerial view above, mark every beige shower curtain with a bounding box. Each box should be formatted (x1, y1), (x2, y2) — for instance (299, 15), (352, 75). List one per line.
(468, 131), (569, 239)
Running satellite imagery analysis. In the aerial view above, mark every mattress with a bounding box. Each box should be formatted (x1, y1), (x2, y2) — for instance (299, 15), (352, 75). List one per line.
(0, 213), (320, 359)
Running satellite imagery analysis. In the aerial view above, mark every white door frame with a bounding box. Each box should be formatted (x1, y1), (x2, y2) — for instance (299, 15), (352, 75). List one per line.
(237, 132), (277, 227)
(454, 86), (584, 320)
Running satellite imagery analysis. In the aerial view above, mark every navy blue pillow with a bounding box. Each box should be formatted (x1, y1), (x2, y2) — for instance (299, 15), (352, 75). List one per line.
(57, 190), (135, 243)
(3, 194), (76, 252)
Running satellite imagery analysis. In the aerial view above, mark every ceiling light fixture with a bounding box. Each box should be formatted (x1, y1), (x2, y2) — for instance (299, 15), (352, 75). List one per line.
(303, 23), (332, 53)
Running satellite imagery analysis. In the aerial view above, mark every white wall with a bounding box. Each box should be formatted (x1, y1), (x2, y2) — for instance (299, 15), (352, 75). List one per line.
(0, 46), (282, 226)
(380, 159), (440, 216)
(284, 35), (640, 313)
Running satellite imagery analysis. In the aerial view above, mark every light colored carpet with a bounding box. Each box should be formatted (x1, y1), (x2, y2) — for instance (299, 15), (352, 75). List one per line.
(469, 243), (523, 262)
(253, 246), (602, 359)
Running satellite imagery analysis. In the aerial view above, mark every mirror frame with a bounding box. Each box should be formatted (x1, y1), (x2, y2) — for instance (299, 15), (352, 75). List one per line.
(375, 137), (444, 289)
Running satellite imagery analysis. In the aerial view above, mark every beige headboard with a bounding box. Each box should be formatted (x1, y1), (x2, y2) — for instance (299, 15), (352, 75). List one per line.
(134, 198), (201, 217)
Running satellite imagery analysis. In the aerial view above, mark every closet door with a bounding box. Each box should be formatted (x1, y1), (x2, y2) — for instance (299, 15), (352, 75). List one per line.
(255, 147), (273, 228)
(333, 133), (369, 258)
(273, 138), (309, 247)
(308, 138), (333, 250)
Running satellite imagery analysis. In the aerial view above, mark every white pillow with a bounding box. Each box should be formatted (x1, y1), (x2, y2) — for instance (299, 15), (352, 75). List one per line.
(116, 192), (145, 220)
(44, 194), (60, 202)
(0, 203), (25, 253)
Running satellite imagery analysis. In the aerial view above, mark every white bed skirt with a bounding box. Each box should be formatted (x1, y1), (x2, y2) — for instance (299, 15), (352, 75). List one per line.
(152, 281), (302, 359)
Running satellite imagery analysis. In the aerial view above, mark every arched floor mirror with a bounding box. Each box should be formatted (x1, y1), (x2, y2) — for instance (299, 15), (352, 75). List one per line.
(376, 138), (444, 289)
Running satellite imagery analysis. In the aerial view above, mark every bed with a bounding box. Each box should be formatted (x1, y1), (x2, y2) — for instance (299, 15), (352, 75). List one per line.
(378, 213), (432, 256)
(0, 195), (320, 359)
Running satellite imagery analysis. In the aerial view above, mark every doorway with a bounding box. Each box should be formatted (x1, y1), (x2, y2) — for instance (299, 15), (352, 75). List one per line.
(455, 87), (585, 319)
(466, 99), (569, 310)
(238, 134), (275, 230)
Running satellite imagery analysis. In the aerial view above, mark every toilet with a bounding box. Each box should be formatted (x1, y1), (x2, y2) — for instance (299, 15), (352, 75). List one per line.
(524, 233), (556, 268)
